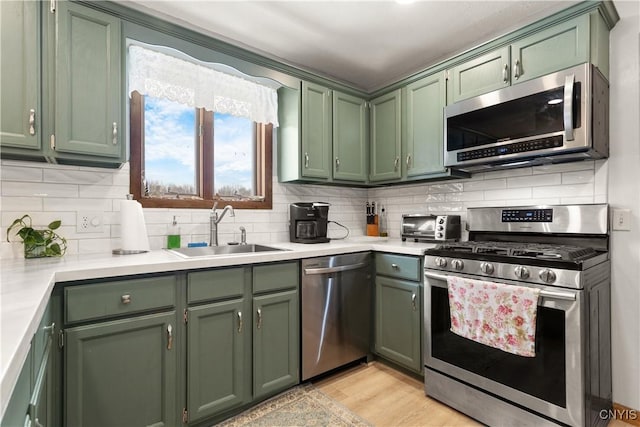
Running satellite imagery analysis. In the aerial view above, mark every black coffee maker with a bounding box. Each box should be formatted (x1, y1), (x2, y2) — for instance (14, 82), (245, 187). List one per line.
(289, 202), (330, 243)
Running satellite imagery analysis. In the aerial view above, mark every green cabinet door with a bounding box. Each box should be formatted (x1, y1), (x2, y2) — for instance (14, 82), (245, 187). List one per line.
(53, 1), (123, 159)
(370, 89), (402, 182)
(1, 348), (32, 427)
(65, 312), (177, 427)
(511, 15), (589, 84)
(301, 81), (331, 179)
(448, 46), (510, 103)
(375, 276), (422, 372)
(29, 330), (53, 427)
(332, 91), (367, 182)
(253, 290), (299, 399)
(0, 0), (40, 150)
(187, 299), (249, 423)
(403, 72), (447, 178)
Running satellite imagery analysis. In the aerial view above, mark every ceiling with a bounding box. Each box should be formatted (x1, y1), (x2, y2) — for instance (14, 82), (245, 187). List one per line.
(123, 1), (579, 92)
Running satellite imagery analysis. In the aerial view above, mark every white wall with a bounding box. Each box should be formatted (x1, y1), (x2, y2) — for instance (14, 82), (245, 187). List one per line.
(608, 0), (640, 410)
(0, 0), (638, 410)
(0, 160), (366, 258)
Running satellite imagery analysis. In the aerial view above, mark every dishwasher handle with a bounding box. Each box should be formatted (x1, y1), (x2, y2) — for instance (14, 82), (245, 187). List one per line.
(304, 262), (368, 275)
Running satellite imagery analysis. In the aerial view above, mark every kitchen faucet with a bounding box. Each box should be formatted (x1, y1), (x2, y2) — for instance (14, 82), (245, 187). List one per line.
(210, 201), (235, 246)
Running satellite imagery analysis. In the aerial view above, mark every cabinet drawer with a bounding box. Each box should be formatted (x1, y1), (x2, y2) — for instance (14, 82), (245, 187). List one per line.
(188, 267), (248, 304)
(375, 253), (421, 281)
(253, 262), (299, 294)
(65, 276), (176, 323)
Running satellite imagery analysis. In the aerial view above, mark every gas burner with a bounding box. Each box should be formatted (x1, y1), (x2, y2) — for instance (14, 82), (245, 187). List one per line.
(432, 241), (598, 263)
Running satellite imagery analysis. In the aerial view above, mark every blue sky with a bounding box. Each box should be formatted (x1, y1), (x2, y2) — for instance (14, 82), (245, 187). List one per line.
(144, 96), (253, 194)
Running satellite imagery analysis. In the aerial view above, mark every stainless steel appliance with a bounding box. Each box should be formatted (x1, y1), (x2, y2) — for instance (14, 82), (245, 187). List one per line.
(445, 63), (609, 173)
(301, 253), (372, 380)
(423, 204), (611, 427)
(401, 214), (461, 242)
(289, 202), (330, 243)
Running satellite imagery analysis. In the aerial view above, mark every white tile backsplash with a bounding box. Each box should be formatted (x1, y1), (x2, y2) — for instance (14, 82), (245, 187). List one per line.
(0, 159), (604, 258)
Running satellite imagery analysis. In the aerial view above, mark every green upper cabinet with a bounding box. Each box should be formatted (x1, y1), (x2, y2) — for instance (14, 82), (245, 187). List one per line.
(278, 82), (368, 184)
(0, 0), (41, 151)
(447, 13), (609, 104)
(301, 81), (332, 179)
(52, 1), (123, 160)
(402, 72), (447, 178)
(511, 14), (589, 84)
(448, 46), (511, 104)
(370, 89), (402, 182)
(332, 91), (367, 182)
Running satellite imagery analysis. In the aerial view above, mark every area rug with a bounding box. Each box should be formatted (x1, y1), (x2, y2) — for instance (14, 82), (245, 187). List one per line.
(216, 384), (372, 426)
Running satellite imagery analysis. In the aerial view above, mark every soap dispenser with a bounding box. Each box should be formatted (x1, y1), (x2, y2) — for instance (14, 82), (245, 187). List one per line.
(167, 216), (181, 249)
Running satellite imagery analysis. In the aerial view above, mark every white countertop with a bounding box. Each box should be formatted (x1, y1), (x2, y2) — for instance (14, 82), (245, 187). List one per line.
(0, 237), (435, 418)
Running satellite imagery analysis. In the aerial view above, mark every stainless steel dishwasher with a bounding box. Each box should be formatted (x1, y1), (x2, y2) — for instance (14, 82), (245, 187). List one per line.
(301, 252), (372, 380)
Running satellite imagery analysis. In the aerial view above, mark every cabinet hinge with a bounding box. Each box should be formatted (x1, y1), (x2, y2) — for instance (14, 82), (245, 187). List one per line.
(182, 408), (188, 424)
(58, 330), (64, 349)
(444, 70), (450, 81)
(198, 125), (203, 138)
(50, 134), (55, 150)
(50, 0), (56, 14)
(183, 309), (188, 324)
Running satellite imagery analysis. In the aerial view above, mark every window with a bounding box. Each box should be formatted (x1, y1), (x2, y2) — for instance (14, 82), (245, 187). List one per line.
(127, 44), (276, 209)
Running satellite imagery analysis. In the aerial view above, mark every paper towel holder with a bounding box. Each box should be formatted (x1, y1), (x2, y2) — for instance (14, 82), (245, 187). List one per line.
(112, 194), (150, 255)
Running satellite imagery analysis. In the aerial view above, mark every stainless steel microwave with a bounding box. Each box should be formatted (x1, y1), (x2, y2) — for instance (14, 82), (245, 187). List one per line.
(444, 63), (609, 173)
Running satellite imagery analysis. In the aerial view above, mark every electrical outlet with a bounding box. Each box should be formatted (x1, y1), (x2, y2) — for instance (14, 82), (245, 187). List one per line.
(612, 209), (632, 231)
(77, 211), (104, 233)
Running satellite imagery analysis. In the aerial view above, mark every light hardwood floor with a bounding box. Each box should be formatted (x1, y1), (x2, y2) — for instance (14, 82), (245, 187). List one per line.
(314, 361), (630, 427)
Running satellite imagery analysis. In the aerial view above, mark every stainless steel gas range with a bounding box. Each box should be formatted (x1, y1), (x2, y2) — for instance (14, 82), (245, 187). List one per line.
(423, 204), (612, 427)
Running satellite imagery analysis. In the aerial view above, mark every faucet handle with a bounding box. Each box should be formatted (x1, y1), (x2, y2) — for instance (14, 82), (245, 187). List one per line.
(239, 226), (246, 245)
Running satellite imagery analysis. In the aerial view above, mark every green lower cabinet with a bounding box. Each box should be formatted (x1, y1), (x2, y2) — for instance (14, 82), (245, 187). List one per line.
(187, 299), (249, 423)
(253, 290), (299, 400)
(1, 348), (32, 427)
(375, 276), (422, 373)
(65, 311), (177, 427)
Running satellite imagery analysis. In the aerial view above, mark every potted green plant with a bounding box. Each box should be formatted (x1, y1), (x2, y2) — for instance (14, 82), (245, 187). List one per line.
(6, 214), (67, 258)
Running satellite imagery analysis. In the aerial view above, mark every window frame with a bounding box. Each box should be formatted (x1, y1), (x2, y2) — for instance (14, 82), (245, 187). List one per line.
(129, 91), (273, 209)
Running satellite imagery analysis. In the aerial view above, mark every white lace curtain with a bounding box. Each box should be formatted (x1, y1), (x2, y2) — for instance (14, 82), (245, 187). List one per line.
(128, 44), (279, 126)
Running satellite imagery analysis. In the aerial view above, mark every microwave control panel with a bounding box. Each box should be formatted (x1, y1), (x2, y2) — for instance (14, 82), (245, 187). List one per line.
(457, 135), (563, 162)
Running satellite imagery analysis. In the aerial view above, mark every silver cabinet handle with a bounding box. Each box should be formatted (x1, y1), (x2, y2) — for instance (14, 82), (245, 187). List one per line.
(43, 322), (55, 337)
(411, 293), (417, 311)
(514, 59), (521, 80)
(394, 157), (400, 171)
(121, 294), (131, 304)
(335, 157), (340, 170)
(34, 418), (43, 427)
(112, 122), (118, 145)
(256, 308), (262, 329)
(304, 152), (309, 168)
(29, 109), (36, 136)
(391, 263), (399, 270)
(167, 324), (173, 350)
(406, 155), (411, 167)
(502, 64), (509, 83)
(237, 311), (243, 333)
(563, 73), (576, 142)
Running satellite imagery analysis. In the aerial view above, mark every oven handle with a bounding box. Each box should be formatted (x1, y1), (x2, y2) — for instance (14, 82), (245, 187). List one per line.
(424, 271), (577, 301)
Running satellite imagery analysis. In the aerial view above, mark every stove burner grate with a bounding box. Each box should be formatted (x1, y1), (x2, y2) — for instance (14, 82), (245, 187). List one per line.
(434, 241), (598, 262)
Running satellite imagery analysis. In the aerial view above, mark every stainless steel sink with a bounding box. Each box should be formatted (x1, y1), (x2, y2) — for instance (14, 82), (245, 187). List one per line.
(169, 244), (287, 258)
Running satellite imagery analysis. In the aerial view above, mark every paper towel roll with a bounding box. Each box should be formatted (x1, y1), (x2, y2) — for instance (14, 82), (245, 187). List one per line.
(119, 199), (150, 253)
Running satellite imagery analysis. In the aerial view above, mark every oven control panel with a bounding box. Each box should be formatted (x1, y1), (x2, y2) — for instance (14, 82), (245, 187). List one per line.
(501, 208), (553, 222)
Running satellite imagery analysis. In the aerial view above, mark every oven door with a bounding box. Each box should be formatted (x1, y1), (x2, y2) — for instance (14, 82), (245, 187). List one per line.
(424, 269), (584, 426)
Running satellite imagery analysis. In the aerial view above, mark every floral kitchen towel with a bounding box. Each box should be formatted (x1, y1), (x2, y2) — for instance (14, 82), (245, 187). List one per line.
(447, 276), (541, 357)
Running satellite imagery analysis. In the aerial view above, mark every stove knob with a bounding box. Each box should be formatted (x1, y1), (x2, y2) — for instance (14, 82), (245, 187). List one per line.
(539, 269), (557, 284)
(434, 257), (447, 268)
(480, 262), (494, 275)
(436, 232), (443, 239)
(436, 225), (444, 231)
(451, 259), (464, 271)
(514, 265), (530, 280)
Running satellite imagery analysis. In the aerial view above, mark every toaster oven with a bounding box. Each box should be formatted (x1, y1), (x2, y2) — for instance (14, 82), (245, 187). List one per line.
(401, 214), (461, 242)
